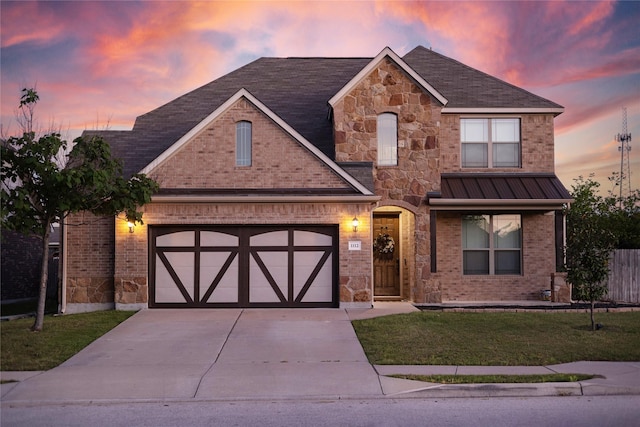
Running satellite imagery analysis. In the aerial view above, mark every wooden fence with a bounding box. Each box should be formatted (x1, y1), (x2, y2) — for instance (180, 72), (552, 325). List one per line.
(607, 249), (640, 303)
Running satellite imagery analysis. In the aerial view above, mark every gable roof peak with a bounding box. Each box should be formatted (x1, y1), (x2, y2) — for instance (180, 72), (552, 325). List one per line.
(140, 87), (374, 196)
(328, 46), (448, 107)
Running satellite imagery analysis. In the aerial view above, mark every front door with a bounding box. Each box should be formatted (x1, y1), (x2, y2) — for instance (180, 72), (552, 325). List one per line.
(373, 213), (400, 297)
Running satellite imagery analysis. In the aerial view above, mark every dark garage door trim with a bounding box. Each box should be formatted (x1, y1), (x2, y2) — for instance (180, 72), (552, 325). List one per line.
(149, 225), (339, 308)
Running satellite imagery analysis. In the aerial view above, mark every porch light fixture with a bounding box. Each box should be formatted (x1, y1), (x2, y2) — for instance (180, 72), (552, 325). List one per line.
(127, 221), (135, 233)
(352, 217), (359, 232)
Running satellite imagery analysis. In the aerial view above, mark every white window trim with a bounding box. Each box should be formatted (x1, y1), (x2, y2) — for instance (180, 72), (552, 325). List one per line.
(460, 117), (521, 168)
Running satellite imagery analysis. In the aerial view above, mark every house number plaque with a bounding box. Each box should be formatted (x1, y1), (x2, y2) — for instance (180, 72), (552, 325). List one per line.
(348, 241), (362, 251)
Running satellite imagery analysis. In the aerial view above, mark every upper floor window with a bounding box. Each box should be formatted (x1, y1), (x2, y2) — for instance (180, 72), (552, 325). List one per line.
(461, 118), (520, 168)
(236, 121), (252, 166)
(462, 214), (522, 275)
(377, 113), (397, 166)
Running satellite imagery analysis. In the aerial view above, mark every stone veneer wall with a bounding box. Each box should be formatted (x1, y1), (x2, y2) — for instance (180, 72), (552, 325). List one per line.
(332, 58), (442, 303)
(433, 212), (557, 301)
(115, 202), (373, 306)
(65, 212), (115, 308)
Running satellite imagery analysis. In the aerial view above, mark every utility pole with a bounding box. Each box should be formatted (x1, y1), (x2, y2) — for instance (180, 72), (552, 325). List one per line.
(615, 107), (632, 205)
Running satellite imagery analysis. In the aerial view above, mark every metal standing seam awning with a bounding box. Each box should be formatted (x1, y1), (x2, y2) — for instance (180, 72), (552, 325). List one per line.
(426, 173), (572, 211)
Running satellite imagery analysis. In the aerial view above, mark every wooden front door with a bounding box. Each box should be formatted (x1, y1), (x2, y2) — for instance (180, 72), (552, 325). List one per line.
(373, 213), (400, 297)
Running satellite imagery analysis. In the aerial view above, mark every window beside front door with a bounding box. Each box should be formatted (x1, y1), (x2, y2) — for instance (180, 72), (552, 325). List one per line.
(377, 113), (398, 166)
(462, 214), (522, 275)
(461, 118), (520, 168)
(236, 121), (252, 166)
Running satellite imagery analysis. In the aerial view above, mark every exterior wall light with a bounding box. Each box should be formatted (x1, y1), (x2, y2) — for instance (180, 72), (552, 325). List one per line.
(127, 222), (135, 233)
(352, 217), (359, 232)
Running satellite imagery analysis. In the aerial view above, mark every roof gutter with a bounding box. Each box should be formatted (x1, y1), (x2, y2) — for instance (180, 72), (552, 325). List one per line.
(441, 107), (564, 116)
(428, 198), (572, 211)
(151, 195), (382, 204)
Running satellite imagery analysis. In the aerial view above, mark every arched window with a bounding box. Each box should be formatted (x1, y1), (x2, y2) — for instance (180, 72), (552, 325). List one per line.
(236, 121), (252, 166)
(377, 113), (397, 166)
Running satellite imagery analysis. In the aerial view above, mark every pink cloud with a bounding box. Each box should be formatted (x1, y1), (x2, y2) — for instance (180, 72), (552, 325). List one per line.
(378, 0), (627, 90)
(0, 2), (67, 47)
(566, 0), (614, 36)
(2, 0), (637, 195)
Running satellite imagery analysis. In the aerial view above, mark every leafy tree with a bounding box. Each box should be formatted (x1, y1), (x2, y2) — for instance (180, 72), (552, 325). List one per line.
(1, 89), (158, 331)
(607, 174), (640, 249)
(564, 175), (639, 331)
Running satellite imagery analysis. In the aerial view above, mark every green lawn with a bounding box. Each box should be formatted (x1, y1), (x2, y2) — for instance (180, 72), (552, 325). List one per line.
(391, 373), (595, 384)
(352, 311), (640, 365)
(1, 311), (135, 371)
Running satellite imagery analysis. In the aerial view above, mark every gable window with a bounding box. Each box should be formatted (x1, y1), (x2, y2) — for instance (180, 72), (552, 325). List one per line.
(236, 121), (252, 166)
(462, 214), (522, 275)
(377, 113), (397, 166)
(461, 118), (520, 168)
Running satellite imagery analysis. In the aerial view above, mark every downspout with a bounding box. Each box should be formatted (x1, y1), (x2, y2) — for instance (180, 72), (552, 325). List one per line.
(60, 218), (68, 314)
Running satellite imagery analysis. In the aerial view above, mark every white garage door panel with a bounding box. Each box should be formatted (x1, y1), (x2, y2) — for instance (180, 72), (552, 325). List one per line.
(157, 231), (194, 247)
(200, 252), (239, 303)
(249, 252), (288, 303)
(250, 230), (288, 246)
(294, 230), (332, 246)
(155, 254), (193, 303)
(294, 252), (332, 302)
(201, 231), (238, 247)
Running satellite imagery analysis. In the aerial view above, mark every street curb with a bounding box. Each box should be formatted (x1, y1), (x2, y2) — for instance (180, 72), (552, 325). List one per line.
(384, 381), (583, 398)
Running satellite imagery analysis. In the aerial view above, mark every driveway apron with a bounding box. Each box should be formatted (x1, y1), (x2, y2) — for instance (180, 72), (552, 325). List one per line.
(2, 309), (382, 402)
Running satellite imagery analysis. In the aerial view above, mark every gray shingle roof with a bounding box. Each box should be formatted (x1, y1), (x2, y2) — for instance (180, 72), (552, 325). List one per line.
(403, 46), (563, 110)
(85, 46), (562, 178)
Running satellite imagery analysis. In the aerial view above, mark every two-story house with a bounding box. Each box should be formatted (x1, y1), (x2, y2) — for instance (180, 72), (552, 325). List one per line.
(62, 46), (571, 313)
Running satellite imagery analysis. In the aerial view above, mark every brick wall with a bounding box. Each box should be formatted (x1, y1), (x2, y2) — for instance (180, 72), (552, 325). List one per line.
(432, 212), (557, 301)
(115, 202), (373, 305)
(65, 212), (115, 304)
(150, 99), (350, 190)
(440, 114), (556, 174)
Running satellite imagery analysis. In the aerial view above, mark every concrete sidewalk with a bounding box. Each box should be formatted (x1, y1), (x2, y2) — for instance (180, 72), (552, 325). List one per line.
(374, 361), (640, 398)
(2, 304), (640, 404)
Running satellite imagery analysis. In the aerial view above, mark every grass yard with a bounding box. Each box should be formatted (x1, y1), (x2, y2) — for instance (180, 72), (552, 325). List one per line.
(352, 311), (640, 366)
(391, 373), (595, 384)
(1, 311), (135, 371)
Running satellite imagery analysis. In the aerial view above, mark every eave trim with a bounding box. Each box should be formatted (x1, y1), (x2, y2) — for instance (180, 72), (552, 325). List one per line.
(441, 107), (564, 115)
(151, 195), (382, 204)
(428, 198), (571, 210)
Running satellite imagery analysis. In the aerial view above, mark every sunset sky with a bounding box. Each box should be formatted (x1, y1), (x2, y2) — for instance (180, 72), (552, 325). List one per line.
(1, 0), (639, 194)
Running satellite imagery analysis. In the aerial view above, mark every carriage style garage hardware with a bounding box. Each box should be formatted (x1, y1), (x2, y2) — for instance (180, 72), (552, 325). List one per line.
(150, 225), (339, 308)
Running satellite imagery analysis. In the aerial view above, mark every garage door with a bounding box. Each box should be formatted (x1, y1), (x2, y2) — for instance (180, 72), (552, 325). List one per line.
(149, 226), (338, 308)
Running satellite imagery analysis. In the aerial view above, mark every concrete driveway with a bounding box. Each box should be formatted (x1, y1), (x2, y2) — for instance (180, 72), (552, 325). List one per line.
(3, 304), (639, 403)
(2, 308), (385, 402)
